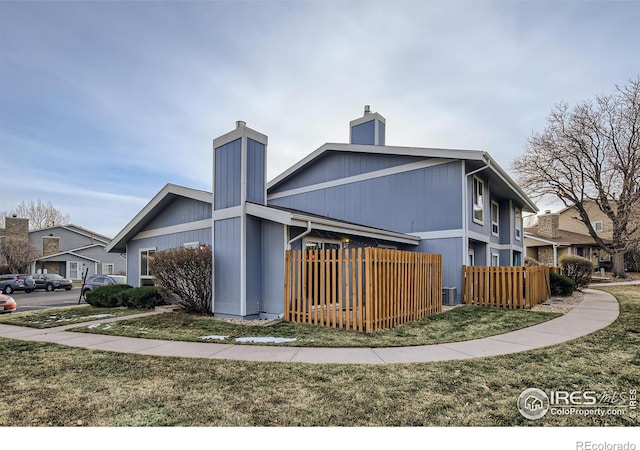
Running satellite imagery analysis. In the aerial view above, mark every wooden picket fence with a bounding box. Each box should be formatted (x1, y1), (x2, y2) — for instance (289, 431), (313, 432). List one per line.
(462, 265), (551, 308)
(284, 248), (442, 333)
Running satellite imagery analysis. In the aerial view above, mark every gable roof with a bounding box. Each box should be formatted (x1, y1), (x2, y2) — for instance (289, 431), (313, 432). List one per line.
(266, 142), (537, 213)
(106, 183), (212, 253)
(523, 228), (607, 247)
(29, 224), (112, 244)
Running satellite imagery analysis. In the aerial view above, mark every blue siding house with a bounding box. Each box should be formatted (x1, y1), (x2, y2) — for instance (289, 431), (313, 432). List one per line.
(108, 107), (537, 319)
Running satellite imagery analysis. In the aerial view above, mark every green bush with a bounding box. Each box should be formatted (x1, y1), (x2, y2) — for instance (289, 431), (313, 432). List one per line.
(550, 271), (575, 296)
(559, 255), (594, 288)
(85, 284), (133, 307)
(123, 286), (164, 309)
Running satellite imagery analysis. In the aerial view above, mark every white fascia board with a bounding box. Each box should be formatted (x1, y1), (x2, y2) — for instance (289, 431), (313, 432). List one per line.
(408, 229), (465, 240)
(212, 205), (244, 221)
(290, 215), (420, 245)
(484, 153), (538, 214)
(246, 203), (418, 244)
(523, 233), (571, 247)
(132, 219), (212, 241)
(106, 183), (212, 252)
(245, 203), (294, 225)
(266, 143), (487, 191)
(36, 250), (101, 264)
(212, 123), (268, 149)
(267, 158), (452, 200)
(349, 112), (386, 128)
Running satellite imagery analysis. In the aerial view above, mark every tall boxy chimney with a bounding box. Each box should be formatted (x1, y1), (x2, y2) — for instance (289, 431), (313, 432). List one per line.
(349, 105), (385, 146)
(5, 216), (29, 239)
(538, 211), (560, 239)
(43, 235), (60, 256)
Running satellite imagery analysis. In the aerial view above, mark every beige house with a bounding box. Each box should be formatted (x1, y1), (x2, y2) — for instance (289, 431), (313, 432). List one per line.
(524, 204), (612, 268)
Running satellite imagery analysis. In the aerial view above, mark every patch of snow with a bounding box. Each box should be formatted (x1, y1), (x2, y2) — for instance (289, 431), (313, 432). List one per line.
(200, 335), (228, 341)
(85, 314), (112, 319)
(235, 337), (297, 344)
(87, 324), (101, 329)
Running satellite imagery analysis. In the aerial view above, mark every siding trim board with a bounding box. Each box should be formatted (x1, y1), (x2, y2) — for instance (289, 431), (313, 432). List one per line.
(132, 219), (212, 241)
(267, 158), (452, 200)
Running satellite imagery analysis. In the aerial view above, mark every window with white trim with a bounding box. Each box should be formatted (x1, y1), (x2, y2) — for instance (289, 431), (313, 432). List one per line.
(140, 248), (156, 286)
(591, 221), (604, 232)
(515, 208), (522, 240)
(473, 177), (484, 224)
(102, 263), (114, 275)
(491, 253), (499, 267)
(491, 201), (499, 236)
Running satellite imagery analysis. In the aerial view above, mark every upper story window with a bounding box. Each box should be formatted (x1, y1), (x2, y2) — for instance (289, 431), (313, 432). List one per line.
(473, 177), (484, 224)
(515, 208), (522, 240)
(491, 201), (500, 236)
(591, 221), (604, 232)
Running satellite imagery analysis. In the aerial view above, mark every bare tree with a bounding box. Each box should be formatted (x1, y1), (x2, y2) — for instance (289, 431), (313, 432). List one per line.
(0, 199), (70, 230)
(513, 76), (640, 278)
(0, 236), (41, 273)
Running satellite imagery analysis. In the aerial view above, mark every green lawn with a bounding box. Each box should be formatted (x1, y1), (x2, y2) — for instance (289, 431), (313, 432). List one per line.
(69, 305), (559, 347)
(0, 286), (637, 426)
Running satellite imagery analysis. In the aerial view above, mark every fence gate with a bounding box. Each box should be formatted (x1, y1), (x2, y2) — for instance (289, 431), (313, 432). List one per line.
(284, 247), (442, 333)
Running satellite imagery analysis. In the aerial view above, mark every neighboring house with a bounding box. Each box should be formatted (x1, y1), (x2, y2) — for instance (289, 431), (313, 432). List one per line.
(107, 107), (537, 319)
(29, 224), (126, 280)
(524, 205), (612, 268)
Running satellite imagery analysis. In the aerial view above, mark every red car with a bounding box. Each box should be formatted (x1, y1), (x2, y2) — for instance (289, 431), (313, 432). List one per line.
(0, 293), (17, 314)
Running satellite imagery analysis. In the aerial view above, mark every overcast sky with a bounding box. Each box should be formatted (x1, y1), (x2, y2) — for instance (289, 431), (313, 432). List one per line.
(1, 0), (638, 237)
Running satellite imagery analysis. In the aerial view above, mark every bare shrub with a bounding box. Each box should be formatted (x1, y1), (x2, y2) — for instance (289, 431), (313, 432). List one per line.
(148, 246), (212, 314)
(559, 255), (594, 289)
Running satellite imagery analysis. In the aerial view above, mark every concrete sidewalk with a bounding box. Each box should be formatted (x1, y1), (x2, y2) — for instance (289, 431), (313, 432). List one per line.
(0, 289), (619, 365)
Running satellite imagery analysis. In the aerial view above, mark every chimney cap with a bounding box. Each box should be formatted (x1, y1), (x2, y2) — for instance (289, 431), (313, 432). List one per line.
(236, 120), (246, 129)
(11, 214), (17, 218)
(364, 105), (371, 115)
(545, 210), (551, 214)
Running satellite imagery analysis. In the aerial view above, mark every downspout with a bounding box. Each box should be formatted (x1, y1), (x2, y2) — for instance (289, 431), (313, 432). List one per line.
(288, 221), (312, 248)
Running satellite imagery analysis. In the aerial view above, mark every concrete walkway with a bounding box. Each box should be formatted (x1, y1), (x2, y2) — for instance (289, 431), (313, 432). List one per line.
(0, 288), (620, 364)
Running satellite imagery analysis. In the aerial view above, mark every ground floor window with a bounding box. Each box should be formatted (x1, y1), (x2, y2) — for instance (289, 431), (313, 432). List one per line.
(102, 263), (115, 275)
(68, 261), (81, 280)
(491, 253), (499, 267)
(140, 248), (156, 286)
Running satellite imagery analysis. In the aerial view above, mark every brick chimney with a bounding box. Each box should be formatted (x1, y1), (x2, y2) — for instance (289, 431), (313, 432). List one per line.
(43, 234), (60, 256)
(5, 215), (29, 239)
(537, 210), (560, 239)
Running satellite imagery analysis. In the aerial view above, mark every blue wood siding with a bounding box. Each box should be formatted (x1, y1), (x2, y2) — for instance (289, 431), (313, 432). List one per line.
(270, 151), (423, 193)
(417, 237), (463, 304)
(214, 138), (241, 210)
(378, 122), (385, 146)
(270, 161), (463, 233)
(145, 196), (211, 230)
(213, 217), (241, 316)
(126, 228), (212, 287)
(29, 227), (105, 252)
(245, 215), (262, 316)
(247, 138), (265, 205)
(261, 221), (285, 316)
(351, 120), (375, 145)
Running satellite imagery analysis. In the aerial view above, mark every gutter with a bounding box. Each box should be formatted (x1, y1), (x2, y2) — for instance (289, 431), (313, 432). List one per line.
(287, 221), (312, 247)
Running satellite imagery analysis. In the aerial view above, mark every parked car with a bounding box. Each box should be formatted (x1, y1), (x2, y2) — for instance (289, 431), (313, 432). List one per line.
(0, 274), (35, 295)
(82, 275), (127, 297)
(33, 273), (73, 292)
(0, 293), (17, 313)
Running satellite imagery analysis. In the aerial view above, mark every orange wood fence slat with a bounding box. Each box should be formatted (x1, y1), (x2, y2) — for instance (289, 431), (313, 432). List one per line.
(462, 265), (551, 308)
(284, 248), (443, 333)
